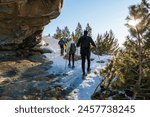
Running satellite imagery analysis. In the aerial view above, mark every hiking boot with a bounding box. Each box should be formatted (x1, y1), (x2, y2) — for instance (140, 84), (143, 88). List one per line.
(72, 65), (75, 69)
(82, 72), (86, 76)
(87, 68), (91, 73)
(82, 72), (87, 79)
(68, 64), (71, 68)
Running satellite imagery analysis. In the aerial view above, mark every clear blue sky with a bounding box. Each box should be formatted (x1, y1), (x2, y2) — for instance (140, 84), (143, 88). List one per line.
(43, 0), (141, 45)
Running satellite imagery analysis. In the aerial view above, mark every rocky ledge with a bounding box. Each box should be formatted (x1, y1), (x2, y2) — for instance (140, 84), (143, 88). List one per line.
(0, 0), (64, 99)
(0, 0), (63, 59)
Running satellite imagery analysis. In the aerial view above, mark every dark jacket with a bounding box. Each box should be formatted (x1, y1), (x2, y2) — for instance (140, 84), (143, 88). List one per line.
(58, 39), (64, 48)
(77, 35), (96, 54)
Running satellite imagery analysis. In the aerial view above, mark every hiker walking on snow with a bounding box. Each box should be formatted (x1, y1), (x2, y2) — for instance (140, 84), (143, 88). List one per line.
(58, 38), (65, 56)
(67, 38), (76, 69)
(77, 30), (96, 76)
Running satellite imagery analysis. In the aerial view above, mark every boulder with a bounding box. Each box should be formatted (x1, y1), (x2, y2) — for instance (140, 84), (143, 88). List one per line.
(0, 0), (63, 58)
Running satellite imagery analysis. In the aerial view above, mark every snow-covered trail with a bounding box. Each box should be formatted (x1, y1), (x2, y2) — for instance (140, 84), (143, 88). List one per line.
(44, 37), (111, 100)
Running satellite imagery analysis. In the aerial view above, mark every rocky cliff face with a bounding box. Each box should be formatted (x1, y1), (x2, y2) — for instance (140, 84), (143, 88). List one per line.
(0, 0), (64, 99)
(0, 0), (63, 59)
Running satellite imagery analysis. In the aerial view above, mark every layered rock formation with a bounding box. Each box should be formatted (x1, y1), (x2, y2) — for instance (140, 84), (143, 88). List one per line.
(0, 0), (64, 99)
(0, 0), (63, 59)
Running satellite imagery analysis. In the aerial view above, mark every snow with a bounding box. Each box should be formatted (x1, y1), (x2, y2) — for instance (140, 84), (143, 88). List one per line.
(43, 36), (111, 100)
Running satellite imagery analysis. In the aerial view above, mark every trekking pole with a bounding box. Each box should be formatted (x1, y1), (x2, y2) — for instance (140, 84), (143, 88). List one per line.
(76, 47), (79, 66)
(65, 57), (67, 70)
(97, 54), (101, 62)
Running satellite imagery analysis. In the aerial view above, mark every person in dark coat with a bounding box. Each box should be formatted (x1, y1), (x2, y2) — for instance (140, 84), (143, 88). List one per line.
(67, 38), (76, 69)
(58, 38), (65, 56)
(77, 30), (96, 76)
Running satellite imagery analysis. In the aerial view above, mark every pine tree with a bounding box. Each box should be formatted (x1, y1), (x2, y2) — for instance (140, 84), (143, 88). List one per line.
(93, 30), (119, 55)
(126, 0), (149, 99)
(92, 0), (150, 100)
(75, 22), (83, 40)
(86, 23), (92, 37)
(62, 26), (70, 38)
(53, 26), (62, 39)
(71, 32), (75, 38)
(71, 31), (77, 43)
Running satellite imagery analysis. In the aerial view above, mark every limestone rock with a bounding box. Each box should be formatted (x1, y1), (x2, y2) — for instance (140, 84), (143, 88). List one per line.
(0, 0), (63, 58)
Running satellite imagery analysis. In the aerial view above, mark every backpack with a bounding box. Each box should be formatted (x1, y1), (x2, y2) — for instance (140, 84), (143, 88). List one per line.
(63, 38), (68, 43)
(70, 43), (76, 53)
(82, 36), (90, 49)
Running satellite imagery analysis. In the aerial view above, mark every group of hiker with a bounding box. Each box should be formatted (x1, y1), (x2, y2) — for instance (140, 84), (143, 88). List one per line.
(58, 30), (96, 76)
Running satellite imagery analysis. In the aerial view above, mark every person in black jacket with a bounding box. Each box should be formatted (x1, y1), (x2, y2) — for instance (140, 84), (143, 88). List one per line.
(67, 38), (76, 69)
(77, 30), (96, 76)
(58, 38), (65, 56)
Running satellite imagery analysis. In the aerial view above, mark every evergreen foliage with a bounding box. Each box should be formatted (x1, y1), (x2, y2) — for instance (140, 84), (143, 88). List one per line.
(53, 27), (62, 39)
(92, 0), (150, 100)
(92, 30), (119, 55)
(53, 26), (70, 39)
(86, 23), (92, 37)
(62, 26), (70, 38)
(75, 22), (83, 42)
